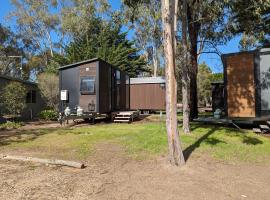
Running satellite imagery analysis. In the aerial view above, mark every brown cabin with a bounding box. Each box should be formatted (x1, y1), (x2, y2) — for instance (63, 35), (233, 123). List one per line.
(130, 77), (166, 111)
(221, 47), (270, 118)
(59, 58), (130, 114)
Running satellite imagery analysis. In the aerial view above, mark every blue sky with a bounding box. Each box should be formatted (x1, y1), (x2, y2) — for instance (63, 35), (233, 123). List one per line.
(0, 0), (241, 73)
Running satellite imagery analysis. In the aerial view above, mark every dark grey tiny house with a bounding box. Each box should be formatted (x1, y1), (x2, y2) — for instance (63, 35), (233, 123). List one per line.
(59, 58), (130, 114)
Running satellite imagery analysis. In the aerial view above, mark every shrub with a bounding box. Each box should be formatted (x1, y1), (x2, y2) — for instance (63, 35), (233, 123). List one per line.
(37, 73), (59, 111)
(39, 109), (58, 121)
(1, 82), (27, 116)
(0, 121), (24, 130)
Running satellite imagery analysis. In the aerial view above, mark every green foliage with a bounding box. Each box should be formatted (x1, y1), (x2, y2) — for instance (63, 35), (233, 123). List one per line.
(229, 0), (270, 37)
(0, 82), (27, 116)
(39, 109), (58, 121)
(37, 73), (59, 110)
(197, 62), (213, 106)
(45, 60), (60, 74)
(62, 17), (148, 77)
(0, 24), (24, 78)
(123, 0), (163, 76)
(0, 121), (24, 130)
(210, 72), (223, 82)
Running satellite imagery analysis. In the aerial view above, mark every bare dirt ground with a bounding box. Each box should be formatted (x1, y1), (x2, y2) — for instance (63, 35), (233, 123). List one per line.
(1, 142), (270, 200)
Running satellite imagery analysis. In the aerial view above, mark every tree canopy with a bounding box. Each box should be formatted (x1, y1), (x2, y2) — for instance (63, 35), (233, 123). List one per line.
(59, 17), (148, 77)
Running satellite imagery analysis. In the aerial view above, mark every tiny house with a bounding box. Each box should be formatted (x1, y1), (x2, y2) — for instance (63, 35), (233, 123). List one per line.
(130, 77), (166, 111)
(221, 47), (270, 119)
(59, 58), (130, 114)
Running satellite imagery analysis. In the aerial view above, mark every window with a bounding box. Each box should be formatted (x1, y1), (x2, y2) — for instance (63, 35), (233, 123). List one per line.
(125, 75), (130, 109)
(26, 90), (36, 103)
(116, 71), (121, 109)
(80, 77), (95, 94)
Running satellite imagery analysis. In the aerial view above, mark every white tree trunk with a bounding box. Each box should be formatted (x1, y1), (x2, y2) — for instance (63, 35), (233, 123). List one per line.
(161, 0), (185, 166)
(153, 44), (158, 77)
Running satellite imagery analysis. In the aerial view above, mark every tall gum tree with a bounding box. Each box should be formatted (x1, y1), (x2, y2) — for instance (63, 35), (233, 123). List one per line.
(161, 0), (185, 166)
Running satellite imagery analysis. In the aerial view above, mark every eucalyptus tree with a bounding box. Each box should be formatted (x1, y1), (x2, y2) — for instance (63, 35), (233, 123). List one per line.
(228, 0), (270, 49)
(184, 0), (228, 120)
(124, 0), (186, 166)
(162, 0), (185, 166)
(0, 24), (24, 77)
(123, 0), (163, 76)
(9, 0), (61, 64)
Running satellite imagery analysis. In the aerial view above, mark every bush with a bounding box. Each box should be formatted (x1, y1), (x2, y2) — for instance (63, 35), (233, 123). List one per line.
(0, 121), (24, 130)
(39, 110), (58, 121)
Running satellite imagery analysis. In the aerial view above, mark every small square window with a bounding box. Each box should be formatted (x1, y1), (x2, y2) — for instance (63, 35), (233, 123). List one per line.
(80, 77), (95, 94)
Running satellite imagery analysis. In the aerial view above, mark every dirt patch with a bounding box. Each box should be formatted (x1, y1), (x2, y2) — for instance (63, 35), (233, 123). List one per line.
(0, 143), (270, 200)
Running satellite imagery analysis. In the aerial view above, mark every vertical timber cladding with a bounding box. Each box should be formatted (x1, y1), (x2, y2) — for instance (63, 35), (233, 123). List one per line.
(98, 60), (112, 113)
(79, 61), (97, 112)
(130, 84), (166, 110)
(226, 53), (256, 117)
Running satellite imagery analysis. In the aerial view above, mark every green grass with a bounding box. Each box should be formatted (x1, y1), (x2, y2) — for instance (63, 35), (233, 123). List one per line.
(1, 122), (270, 164)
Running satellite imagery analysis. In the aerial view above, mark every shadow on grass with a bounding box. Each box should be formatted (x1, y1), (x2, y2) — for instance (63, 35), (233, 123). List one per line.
(0, 128), (58, 147)
(183, 125), (264, 162)
(183, 127), (217, 161)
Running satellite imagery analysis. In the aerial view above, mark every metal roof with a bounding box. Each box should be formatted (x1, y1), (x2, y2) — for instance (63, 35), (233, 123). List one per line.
(130, 76), (165, 84)
(59, 58), (100, 70)
(0, 74), (37, 85)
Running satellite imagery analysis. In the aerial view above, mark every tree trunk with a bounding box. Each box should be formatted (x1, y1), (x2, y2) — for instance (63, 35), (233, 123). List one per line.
(161, 0), (185, 166)
(189, 48), (198, 120)
(153, 44), (158, 77)
(187, 4), (200, 120)
(181, 0), (191, 134)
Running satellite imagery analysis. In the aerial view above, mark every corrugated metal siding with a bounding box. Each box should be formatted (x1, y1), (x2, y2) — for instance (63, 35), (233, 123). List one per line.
(130, 83), (165, 110)
(226, 53), (256, 117)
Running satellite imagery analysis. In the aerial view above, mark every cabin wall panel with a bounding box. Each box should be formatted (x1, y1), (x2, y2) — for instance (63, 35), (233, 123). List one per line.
(130, 83), (165, 110)
(226, 53), (256, 117)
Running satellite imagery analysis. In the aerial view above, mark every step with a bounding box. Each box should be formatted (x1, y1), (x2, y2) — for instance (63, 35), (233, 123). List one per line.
(116, 114), (132, 117)
(114, 119), (130, 122)
(267, 121), (270, 126)
(115, 116), (131, 119)
(253, 128), (262, 133)
(259, 125), (270, 130)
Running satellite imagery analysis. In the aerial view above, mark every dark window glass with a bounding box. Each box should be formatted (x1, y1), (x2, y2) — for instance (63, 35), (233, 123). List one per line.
(116, 70), (121, 109)
(125, 75), (130, 109)
(116, 70), (121, 84)
(26, 92), (31, 103)
(32, 90), (36, 103)
(80, 77), (95, 94)
(26, 90), (37, 103)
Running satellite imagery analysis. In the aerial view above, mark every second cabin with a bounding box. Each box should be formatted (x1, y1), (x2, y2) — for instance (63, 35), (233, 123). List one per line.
(59, 58), (130, 114)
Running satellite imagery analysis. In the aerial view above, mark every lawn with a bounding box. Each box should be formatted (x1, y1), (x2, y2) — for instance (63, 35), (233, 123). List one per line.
(1, 121), (270, 164)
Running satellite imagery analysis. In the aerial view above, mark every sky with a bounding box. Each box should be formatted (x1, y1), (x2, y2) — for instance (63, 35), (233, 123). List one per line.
(0, 0), (242, 73)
